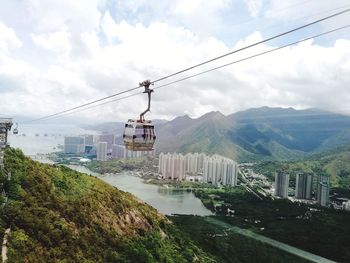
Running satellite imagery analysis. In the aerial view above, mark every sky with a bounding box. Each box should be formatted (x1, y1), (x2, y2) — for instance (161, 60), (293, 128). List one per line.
(0, 0), (350, 123)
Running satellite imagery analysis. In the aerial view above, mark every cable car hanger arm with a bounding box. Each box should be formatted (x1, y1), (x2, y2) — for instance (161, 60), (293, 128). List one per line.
(139, 80), (154, 122)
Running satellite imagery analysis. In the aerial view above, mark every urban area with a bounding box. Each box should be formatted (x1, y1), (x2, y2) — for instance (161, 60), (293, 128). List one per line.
(39, 133), (350, 211)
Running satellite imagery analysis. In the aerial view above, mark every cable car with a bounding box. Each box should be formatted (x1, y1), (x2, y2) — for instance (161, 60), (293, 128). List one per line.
(123, 80), (156, 151)
(13, 123), (18, 135)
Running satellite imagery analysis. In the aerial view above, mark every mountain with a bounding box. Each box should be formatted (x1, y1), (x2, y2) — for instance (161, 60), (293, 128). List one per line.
(0, 148), (213, 262)
(155, 107), (350, 161)
(229, 107), (350, 153)
(86, 107), (350, 161)
(155, 111), (248, 160)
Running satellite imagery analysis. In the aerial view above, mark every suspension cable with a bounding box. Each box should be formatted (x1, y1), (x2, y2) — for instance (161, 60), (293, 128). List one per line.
(20, 8), (350, 123)
(150, 8), (350, 84)
(29, 24), (350, 120)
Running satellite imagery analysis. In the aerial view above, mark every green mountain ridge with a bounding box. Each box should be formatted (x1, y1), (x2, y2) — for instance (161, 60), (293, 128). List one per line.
(0, 148), (214, 262)
(87, 106), (350, 161)
(155, 107), (350, 161)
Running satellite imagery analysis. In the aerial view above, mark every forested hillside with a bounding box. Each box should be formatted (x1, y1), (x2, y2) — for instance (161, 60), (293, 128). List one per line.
(0, 148), (213, 262)
(252, 146), (350, 188)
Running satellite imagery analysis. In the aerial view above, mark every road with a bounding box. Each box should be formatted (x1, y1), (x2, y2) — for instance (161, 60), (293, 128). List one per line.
(205, 217), (336, 263)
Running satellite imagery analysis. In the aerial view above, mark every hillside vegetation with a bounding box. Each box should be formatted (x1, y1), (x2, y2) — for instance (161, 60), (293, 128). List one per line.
(191, 188), (350, 263)
(171, 215), (311, 263)
(0, 148), (213, 262)
(252, 146), (350, 188)
(85, 156), (157, 174)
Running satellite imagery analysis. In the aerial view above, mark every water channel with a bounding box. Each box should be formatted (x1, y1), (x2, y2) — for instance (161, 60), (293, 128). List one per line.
(68, 165), (212, 216)
(102, 173), (212, 216)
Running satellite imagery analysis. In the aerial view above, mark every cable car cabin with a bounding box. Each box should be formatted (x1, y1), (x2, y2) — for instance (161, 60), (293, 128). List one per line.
(123, 80), (156, 151)
(13, 123), (18, 134)
(123, 119), (156, 151)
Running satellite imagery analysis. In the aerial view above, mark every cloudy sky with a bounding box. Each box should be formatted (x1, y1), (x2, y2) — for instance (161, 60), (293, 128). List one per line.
(0, 0), (350, 123)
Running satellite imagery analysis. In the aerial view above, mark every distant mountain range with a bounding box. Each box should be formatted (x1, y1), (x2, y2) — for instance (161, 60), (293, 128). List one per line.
(86, 107), (350, 162)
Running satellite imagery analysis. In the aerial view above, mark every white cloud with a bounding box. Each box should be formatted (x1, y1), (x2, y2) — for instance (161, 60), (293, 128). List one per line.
(0, 22), (22, 53)
(108, 0), (233, 38)
(265, 0), (350, 24)
(245, 0), (264, 17)
(171, 0), (232, 37)
(31, 26), (71, 53)
(27, 0), (102, 33)
(0, 0), (350, 123)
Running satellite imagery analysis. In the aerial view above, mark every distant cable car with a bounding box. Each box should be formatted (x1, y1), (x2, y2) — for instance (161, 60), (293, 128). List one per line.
(123, 80), (156, 151)
(13, 123), (18, 135)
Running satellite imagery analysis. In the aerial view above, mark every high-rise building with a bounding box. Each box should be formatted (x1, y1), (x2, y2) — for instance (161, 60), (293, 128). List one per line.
(64, 136), (84, 154)
(112, 144), (126, 158)
(84, 135), (94, 146)
(203, 156), (212, 183)
(274, 172), (289, 198)
(111, 145), (155, 160)
(185, 153), (199, 175)
(203, 154), (237, 186)
(171, 154), (186, 180)
(97, 142), (108, 161)
(197, 153), (206, 174)
(295, 173), (313, 199)
(83, 135), (94, 154)
(317, 175), (330, 206)
(98, 134), (115, 152)
(160, 152), (237, 185)
(158, 153), (186, 180)
(222, 159), (238, 186)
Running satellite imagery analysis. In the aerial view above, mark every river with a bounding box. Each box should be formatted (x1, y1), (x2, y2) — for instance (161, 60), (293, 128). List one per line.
(68, 165), (212, 216)
(101, 174), (212, 216)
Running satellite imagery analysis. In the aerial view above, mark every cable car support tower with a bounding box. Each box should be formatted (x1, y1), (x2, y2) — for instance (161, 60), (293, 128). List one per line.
(0, 118), (13, 208)
(0, 118), (12, 150)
